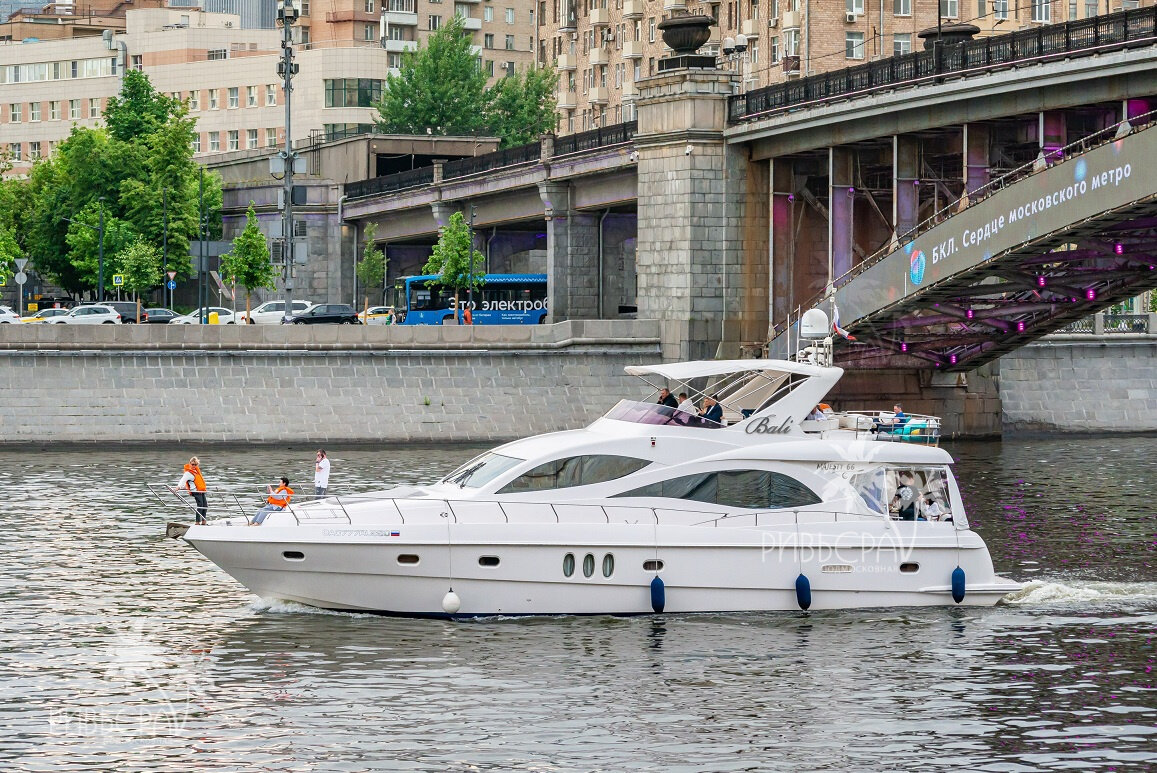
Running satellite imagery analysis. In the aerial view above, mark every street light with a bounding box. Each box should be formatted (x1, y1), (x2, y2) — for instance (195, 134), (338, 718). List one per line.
(721, 34), (749, 90)
(467, 204), (476, 323)
(162, 186), (169, 308)
(277, 0), (300, 323)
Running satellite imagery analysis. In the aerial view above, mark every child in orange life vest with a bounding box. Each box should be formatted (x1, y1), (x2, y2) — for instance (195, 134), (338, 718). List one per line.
(177, 456), (209, 524)
(252, 477), (293, 526)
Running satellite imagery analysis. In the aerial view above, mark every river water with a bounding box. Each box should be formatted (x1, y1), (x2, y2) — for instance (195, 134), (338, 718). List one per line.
(1, 438), (1154, 771)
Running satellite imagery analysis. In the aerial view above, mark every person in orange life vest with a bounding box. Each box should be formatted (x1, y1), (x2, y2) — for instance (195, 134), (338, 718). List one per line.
(176, 456), (209, 524)
(252, 477), (293, 525)
(463, 304), (472, 325)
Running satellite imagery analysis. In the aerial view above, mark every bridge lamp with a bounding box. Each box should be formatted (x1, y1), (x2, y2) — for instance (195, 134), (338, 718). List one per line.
(722, 37), (735, 56)
(1016, 321), (1026, 332)
(1113, 242), (1124, 255)
(950, 354), (958, 365)
(787, 193), (795, 202)
(1036, 275), (1046, 287)
(1086, 288), (1097, 301)
(846, 187), (856, 198)
(734, 34), (748, 54)
(900, 342), (909, 353)
(965, 308), (974, 319)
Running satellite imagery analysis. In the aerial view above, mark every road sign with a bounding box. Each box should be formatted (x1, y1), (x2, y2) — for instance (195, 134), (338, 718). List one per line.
(112, 274), (124, 286)
(14, 271), (26, 285)
(166, 270), (177, 280)
(0, 275), (5, 285)
(166, 280), (176, 290)
(14, 258), (27, 270)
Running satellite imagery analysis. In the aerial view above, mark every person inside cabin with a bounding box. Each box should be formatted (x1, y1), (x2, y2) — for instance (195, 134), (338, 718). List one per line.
(807, 405), (826, 421)
(676, 392), (696, 414)
(699, 395), (724, 426)
(657, 388), (678, 409)
(922, 495), (945, 521)
(176, 456), (209, 525)
(253, 477), (294, 526)
(890, 471), (918, 521)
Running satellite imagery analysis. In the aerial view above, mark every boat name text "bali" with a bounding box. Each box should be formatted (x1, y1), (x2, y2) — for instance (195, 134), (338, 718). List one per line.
(744, 416), (793, 435)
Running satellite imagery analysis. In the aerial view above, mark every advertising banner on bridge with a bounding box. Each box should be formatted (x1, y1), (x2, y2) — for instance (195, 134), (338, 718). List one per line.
(836, 125), (1157, 326)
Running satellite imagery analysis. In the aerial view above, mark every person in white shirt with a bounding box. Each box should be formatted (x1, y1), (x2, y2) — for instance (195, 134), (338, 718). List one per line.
(676, 392), (696, 413)
(314, 449), (331, 498)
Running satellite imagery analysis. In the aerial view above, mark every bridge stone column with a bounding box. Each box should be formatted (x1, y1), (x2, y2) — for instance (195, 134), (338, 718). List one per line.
(893, 135), (920, 242)
(769, 160), (795, 329)
(430, 200), (458, 229)
(963, 124), (990, 195)
(539, 182), (599, 321)
(634, 67), (744, 360)
(830, 147), (854, 282)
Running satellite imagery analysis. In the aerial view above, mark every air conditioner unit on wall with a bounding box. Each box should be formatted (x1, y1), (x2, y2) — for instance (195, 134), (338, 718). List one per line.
(768, 18), (778, 27)
(845, 12), (857, 23)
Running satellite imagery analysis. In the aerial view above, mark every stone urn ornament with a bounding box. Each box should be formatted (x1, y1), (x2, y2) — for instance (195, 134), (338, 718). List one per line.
(658, 11), (714, 56)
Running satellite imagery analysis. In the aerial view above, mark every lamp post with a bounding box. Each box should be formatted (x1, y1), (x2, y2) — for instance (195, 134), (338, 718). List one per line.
(162, 186), (169, 308)
(467, 204), (476, 323)
(721, 34), (749, 90)
(97, 197), (105, 302)
(277, 0), (300, 323)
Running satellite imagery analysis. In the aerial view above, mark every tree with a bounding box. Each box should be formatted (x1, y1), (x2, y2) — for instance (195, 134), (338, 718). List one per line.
(484, 67), (559, 148)
(356, 223), (387, 318)
(375, 16), (489, 136)
(117, 238), (163, 321)
(62, 203), (137, 293)
(422, 210), (484, 319)
(220, 203), (275, 319)
(103, 69), (181, 143)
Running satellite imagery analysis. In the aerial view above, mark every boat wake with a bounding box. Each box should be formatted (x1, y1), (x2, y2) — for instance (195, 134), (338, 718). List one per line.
(248, 598), (368, 617)
(1001, 579), (1157, 606)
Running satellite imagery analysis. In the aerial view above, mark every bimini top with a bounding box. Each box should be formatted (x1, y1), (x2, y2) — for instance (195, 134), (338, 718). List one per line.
(624, 359), (831, 381)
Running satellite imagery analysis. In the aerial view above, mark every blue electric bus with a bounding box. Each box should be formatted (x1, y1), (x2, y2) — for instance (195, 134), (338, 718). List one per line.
(392, 273), (548, 325)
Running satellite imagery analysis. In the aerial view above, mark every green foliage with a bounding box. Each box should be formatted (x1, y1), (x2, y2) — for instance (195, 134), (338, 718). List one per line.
(422, 211), (485, 308)
(484, 67), (559, 148)
(220, 203), (275, 316)
(118, 239), (163, 321)
(103, 70), (181, 143)
(356, 223), (387, 310)
(62, 204), (137, 291)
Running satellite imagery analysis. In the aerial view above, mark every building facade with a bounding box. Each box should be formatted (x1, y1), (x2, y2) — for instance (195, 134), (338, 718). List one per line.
(538, 0), (1156, 133)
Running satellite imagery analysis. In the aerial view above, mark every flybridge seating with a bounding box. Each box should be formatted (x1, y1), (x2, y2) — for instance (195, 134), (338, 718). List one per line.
(801, 410), (943, 446)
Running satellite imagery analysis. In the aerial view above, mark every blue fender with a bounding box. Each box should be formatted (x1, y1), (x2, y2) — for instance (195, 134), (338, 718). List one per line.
(650, 575), (665, 613)
(951, 566), (966, 604)
(795, 573), (812, 611)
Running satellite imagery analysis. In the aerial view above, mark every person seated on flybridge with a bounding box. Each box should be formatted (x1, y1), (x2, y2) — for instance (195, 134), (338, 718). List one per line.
(874, 403), (909, 433)
(252, 477), (293, 525)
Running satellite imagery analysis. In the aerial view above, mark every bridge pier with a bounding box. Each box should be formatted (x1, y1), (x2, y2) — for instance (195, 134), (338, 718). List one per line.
(539, 182), (599, 321)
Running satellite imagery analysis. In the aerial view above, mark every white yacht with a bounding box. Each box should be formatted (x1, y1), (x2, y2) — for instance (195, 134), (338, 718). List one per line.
(170, 328), (1020, 616)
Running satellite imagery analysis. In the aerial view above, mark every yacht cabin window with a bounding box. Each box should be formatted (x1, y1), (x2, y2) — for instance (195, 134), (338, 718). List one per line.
(442, 452), (524, 488)
(613, 469), (821, 510)
(497, 455), (651, 493)
(852, 465), (956, 522)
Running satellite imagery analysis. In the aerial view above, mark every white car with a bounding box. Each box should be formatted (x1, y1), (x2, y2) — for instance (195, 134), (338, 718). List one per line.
(0, 305), (21, 323)
(358, 305), (398, 325)
(20, 307), (72, 323)
(170, 307), (239, 325)
(46, 304), (123, 324)
(236, 300), (314, 324)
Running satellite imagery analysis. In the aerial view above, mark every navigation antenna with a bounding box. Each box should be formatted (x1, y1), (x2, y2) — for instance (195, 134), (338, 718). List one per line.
(797, 309), (833, 367)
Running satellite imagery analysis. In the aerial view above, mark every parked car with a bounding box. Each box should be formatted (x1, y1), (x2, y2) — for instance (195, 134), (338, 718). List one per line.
(170, 307), (239, 325)
(358, 305), (397, 325)
(102, 301), (148, 323)
(0, 305), (20, 323)
(46, 304), (123, 324)
(20, 308), (71, 323)
(144, 308), (180, 324)
(236, 300), (314, 324)
(286, 303), (361, 324)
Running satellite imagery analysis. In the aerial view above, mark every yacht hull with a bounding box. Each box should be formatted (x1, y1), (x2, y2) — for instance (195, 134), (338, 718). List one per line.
(186, 522), (1020, 616)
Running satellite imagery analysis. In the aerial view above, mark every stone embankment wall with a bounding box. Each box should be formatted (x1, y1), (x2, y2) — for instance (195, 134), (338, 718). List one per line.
(1000, 335), (1157, 434)
(0, 321), (660, 444)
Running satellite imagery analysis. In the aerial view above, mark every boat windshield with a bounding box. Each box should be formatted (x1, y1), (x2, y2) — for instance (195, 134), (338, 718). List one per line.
(441, 452), (525, 488)
(602, 399), (724, 429)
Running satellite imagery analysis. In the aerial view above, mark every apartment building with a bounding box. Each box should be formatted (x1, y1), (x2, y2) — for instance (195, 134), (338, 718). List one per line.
(539, 0), (1155, 134)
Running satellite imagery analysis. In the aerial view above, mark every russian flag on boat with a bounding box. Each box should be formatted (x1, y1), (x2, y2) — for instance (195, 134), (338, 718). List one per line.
(832, 305), (856, 341)
(389, 530), (400, 537)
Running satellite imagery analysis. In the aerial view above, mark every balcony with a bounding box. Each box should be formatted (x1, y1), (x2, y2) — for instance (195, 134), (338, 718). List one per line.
(590, 8), (610, 26)
(383, 38), (418, 52)
(623, 40), (644, 59)
(559, 3), (577, 32)
(383, 9), (418, 25)
(556, 53), (577, 70)
(589, 86), (610, 104)
(470, 44), (482, 57)
(741, 18), (760, 37)
(589, 47), (609, 66)
(623, 0), (644, 18)
(558, 89), (577, 109)
(622, 81), (639, 101)
(782, 10), (801, 29)
(662, 0), (687, 9)
(459, 15), (482, 30)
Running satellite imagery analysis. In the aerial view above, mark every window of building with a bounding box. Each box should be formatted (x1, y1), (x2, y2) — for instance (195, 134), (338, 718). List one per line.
(994, 0), (1009, 19)
(301, 0), (310, 15)
(750, 39), (759, 65)
(9, 104), (20, 123)
(323, 78), (385, 107)
(247, 128), (258, 149)
(226, 130), (238, 150)
(845, 31), (865, 59)
(1084, 0), (1096, 16)
(29, 141), (40, 160)
(893, 0), (910, 14)
(228, 87), (239, 108)
(50, 101), (60, 120)
(30, 102), (40, 122)
(429, 14), (441, 29)
(207, 49), (228, 61)
(649, 17), (656, 42)
(1068, 0), (1077, 18)
(894, 32), (911, 55)
(1031, 0), (1049, 20)
(505, 60), (516, 76)
(266, 128), (278, 147)
(190, 91), (200, 110)
(497, 455), (650, 494)
(940, 0), (958, 17)
(365, 0), (374, 11)
(88, 98), (99, 118)
(193, 134), (201, 153)
(615, 469), (821, 510)
(505, 34), (515, 49)
(484, 33), (494, 48)
(769, 35), (779, 62)
(486, 59), (495, 76)
(209, 131), (220, 151)
(70, 60), (78, 78)
(266, 85), (277, 106)
(505, 6), (514, 22)
(484, 5), (493, 20)
(9, 143), (20, 162)
(846, 0), (864, 14)
(209, 90), (219, 109)
(364, 23), (376, 40)
(247, 85), (257, 106)
(785, 27), (800, 55)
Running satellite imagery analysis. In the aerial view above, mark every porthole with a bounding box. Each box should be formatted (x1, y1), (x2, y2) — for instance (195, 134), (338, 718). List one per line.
(899, 562), (920, 574)
(602, 553), (615, 578)
(282, 550), (305, 561)
(643, 559), (664, 572)
(479, 555), (500, 567)
(582, 553), (595, 578)
(562, 553), (575, 577)
(397, 554), (420, 565)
